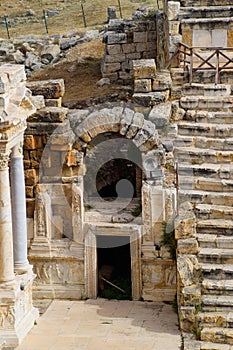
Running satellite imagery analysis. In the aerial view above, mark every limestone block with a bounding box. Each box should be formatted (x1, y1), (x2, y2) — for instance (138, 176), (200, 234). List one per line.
(169, 34), (182, 54)
(104, 54), (126, 63)
(171, 101), (186, 121)
(133, 119), (156, 147)
(132, 92), (166, 107)
(133, 31), (147, 43)
(181, 285), (201, 307)
(65, 149), (82, 167)
(126, 112), (144, 139)
(177, 238), (199, 255)
(26, 186), (34, 198)
(105, 33), (127, 44)
(148, 102), (172, 129)
(175, 215), (196, 239)
(28, 107), (68, 123)
(133, 59), (156, 79)
(45, 98), (62, 107)
(120, 108), (134, 135)
(101, 72), (118, 81)
(177, 256), (199, 287)
(102, 63), (121, 73)
(29, 94), (45, 110)
(193, 29), (211, 47)
(148, 31), (157, 42)
(0, 64), (26, 86)
(134, 79), (152, 93)
(24, 169), (38, 186)
(169, 21), (180, 35)
(106, 44), (122, 55)
(122, 43), (136, 54)
(136, 43), (147, 53)
(27, 79), (65, 99)
(126, 52), (141, 60)
(152, 70), (172, 91)
(179, 306), (196, 332)
(41, 44), (60, 63)
(0, 71), (9, 94)
(168, 1), (180, 21)
(24, 135), (35, 150)
(119, 71), (132, 81)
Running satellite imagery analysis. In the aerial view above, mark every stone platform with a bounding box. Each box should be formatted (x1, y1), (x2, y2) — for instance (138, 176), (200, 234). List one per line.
(15, 299), (181, 350)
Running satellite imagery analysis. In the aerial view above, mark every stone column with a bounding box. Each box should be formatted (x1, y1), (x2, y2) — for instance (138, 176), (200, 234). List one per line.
(0, 151), (15, 282)
(10, 144), (29, 272)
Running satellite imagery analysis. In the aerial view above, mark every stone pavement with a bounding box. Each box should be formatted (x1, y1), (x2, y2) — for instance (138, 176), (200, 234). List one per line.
(16, 299), (181, 350)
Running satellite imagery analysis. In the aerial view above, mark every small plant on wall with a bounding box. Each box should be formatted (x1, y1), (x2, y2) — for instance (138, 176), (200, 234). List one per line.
(161, 219), (176, 260)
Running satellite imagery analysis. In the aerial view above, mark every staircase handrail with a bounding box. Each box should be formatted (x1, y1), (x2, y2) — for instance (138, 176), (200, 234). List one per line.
(175, 43), (233, 84)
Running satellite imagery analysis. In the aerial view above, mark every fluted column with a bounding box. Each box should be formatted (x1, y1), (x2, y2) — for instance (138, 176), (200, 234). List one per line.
(0, 151), (15, 282)
(10, 144), (29, 273)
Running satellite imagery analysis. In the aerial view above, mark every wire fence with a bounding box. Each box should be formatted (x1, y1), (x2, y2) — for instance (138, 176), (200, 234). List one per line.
(0, 0), (164, 40)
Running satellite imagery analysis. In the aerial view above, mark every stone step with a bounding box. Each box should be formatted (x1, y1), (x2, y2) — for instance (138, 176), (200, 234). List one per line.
(202, 279), (233, 295)
(175, 147), (233, 165)
(180, 6), (233, 19)
(202, 295), (233, 311)
(195, 204), (233, 220)
(180, 0), (233, 6)
(179, 176), (233, 192)
(197, 219), (233, 235)
(177, 122), (233, 138)
(198, 248), (233, 264)
(175, 135), (233, 151)
(201, 327), (233, 345)
(184, 339), (233, 350)
(198, 234), (233, 249)
(198, 312), (233, 328)
(184, 111), (233, 125)
(181, 17), (233, 26)
(182, 83), (231, 97)
(200, 263), (233, 281)
(179, 189), (233, 206)
(180, 96), (233, 111)
(178, 164), (233, 179)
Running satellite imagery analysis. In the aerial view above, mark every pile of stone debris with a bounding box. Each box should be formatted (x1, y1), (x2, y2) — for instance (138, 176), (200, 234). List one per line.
(0, 29), (101, 77)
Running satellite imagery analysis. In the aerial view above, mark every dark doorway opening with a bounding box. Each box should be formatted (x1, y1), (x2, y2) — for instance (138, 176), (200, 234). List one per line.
(97, 235), (132, 300)
(97, 158), (137, 198)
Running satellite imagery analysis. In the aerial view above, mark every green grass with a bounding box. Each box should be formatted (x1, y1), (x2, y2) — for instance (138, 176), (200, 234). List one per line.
(0, 0), (163, 39)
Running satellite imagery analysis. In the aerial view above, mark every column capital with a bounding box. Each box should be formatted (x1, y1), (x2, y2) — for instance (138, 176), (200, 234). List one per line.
(11, 141), (23, 158)
(0, 151), (11, 170)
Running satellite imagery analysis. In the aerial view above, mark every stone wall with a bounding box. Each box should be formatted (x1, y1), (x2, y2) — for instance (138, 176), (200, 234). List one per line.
(23, 75), (179, 308)
(101, 7), (169, 84)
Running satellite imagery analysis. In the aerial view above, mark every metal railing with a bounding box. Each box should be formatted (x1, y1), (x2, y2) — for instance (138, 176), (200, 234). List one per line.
(177, 43), (233, 84)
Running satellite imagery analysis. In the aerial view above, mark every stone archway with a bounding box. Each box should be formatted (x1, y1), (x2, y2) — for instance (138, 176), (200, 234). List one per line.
(68, 105), (176, 302)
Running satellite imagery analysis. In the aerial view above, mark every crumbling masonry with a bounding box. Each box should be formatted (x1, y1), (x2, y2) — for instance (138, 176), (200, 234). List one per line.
(1, 0), (233, 349)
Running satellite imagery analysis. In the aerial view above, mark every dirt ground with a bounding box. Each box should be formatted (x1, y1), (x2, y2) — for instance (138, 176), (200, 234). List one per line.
(29, 38), (128, 106)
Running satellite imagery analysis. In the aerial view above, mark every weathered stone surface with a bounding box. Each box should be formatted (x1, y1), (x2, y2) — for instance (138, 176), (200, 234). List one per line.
(148, 102), (172, 128)
(168, 1), (180, 21)
(27, 79), (65, 99)
(28, 107), (68, 123)
(133, 59), (156, 79)
(132, 92), (166, 106)
(177, 256), (199, 287)
(134, 79), (152, 93)
(153, 70), (172, 91)
(41, 44), (60, 63)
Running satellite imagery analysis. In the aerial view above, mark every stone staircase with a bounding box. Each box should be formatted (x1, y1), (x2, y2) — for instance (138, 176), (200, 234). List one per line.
(174, 82), (233, 347)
